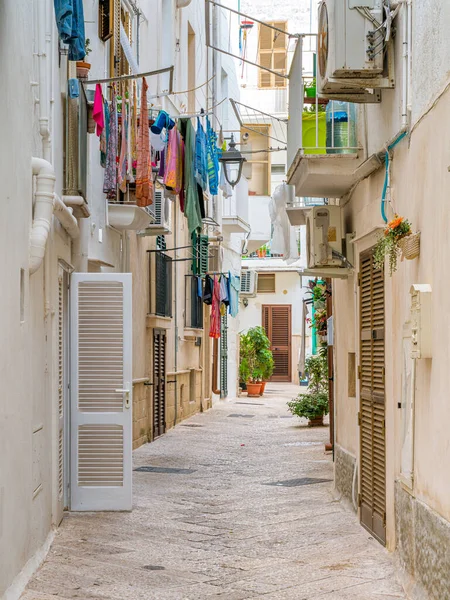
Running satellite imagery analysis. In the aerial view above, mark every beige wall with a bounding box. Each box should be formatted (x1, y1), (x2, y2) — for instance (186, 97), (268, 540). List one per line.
(334, 85), (450, 550)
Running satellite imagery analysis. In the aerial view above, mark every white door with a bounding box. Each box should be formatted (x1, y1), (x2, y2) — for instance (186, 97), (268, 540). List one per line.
(70, 273), (132, 511)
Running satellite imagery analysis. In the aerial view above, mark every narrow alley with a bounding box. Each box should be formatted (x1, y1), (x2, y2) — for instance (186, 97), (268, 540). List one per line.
(22, 386), (404, 600)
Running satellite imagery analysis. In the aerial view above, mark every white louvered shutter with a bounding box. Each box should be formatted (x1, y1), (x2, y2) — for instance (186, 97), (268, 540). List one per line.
(70, 273), (132, 511)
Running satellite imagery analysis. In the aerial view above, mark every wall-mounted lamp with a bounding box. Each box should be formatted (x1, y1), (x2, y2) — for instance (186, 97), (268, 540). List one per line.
(242, 297), (249, 307)
(219, 134), (247, 188)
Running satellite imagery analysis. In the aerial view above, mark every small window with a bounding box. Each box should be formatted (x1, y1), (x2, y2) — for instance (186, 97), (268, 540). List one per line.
(241, 125), (270, 196)
(257, 273), (276, 293)
(185, 275), (203, 329)
(155, 253), (172, 317)
(98, 0), (113, 42)
(257, 22), (288, 89)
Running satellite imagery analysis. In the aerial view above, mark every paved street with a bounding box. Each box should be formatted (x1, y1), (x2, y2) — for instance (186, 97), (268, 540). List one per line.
(22, 385), (406, 600)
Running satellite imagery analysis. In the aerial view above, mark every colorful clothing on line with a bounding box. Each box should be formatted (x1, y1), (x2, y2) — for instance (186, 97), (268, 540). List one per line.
(136, 77), (153, 207)
(53, 0), (85, 61)
(219, 275), (229, 306)
(100, 99), (109, 168)
(206, 116), (219, 195)
(209, 275), (221, 339)
(126, 84), (134, 183)
(195, 117), (208, 191)
(93, 84), (104, 137)
(228, 272), (240, 318)
(164, 126), (183, 194)
(203, 275), (213, 306)
(118, 87), (128, 193)
(103, 92), (118, 199)
(181, 119), (203, 233)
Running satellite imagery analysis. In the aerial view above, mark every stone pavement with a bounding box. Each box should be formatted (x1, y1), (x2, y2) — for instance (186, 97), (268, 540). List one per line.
(21, 384), (406, 600)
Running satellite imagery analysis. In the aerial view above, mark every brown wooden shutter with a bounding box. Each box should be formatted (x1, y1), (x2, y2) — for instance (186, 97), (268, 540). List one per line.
(359, 250), (386, 545)
(153, 330), (166, 438)
(262, 305), (291, 381)
(99, 0), (114, 42)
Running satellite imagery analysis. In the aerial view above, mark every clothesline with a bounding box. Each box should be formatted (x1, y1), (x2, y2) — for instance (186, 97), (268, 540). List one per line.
(84, 65), (174, 86)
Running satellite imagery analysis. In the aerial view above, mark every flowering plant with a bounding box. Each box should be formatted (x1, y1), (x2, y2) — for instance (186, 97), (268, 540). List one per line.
(374, 215), (411, 275)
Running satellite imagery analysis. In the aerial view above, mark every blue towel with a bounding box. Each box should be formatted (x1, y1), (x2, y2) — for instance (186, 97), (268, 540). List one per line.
(53, 0), (86, 61)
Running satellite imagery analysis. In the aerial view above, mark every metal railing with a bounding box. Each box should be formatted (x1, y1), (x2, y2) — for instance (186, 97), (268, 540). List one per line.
(287, 34), (360, 168)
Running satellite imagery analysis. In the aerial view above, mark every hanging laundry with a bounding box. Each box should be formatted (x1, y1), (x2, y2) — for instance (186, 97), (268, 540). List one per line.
(209, 276), (221, 339)
(103, 92), (118, 199)
(53, 0), (85, 61)
(206, 117), (219, 195)
(100, 99), (109, 168)
(197, 276), (203, 299)
(203, 274), (213, 305)
(180, 119), (203, 234)
(93, 84), (104, 137)
(132, 81), (138, 178)
(164, 126), (183, 194)
(118, 85), (128, 193)
(228, 272), (240, 318)
(126, 83), (134, 183)
(220, 275), (229, 306)
(195, 117), (208, 191)
(136, 77), (154, 207)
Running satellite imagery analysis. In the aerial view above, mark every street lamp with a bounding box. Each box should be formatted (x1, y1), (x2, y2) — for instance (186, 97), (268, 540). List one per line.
(219, 134), (247, 188)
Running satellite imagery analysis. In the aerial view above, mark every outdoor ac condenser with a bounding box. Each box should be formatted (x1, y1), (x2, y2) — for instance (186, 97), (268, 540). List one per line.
(240, 270), (258, 297)
(306, 205), (343, 268)
(317, 0), (389, 96)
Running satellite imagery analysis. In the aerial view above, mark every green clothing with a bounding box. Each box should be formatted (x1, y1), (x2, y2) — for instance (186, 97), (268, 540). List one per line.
(180, 119), (202, 234)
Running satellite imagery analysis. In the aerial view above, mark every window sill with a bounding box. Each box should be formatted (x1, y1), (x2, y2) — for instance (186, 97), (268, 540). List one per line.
(146, 314), (172, 329)
(184, 327), (204, 339)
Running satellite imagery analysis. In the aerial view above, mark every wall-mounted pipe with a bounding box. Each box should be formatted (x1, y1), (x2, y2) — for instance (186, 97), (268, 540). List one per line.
(37, 0), (51, 161)
(54, 195), (79, 239)
(30, 158), (56, 274)
(176, 0), (192, 7)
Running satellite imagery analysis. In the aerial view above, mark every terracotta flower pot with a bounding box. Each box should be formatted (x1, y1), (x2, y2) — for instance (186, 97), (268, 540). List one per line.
(247, 382), (262, 397)
(308, 415), (324, 427)
(259, 382), (267, 396)
(76, 61), (91, 80)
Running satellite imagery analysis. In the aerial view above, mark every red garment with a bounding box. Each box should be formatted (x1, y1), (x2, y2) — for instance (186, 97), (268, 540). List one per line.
(209, 275), (221, 339)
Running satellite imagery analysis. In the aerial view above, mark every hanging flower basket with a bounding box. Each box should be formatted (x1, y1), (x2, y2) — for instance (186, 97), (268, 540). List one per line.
(314, 299), (325, 310)
(398, 231), (420, 261)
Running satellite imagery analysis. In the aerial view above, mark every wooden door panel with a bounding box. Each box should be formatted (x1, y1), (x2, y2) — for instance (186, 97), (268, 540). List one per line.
(153, 330), (166, 438)
(262, 305), (291, 382)
(359, 250), (386, 545)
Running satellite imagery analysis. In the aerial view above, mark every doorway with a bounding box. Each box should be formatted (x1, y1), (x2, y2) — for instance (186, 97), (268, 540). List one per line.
(359, 249), (386, 545)
(153, 329), (167, 438)
(262, 305), (292, 382)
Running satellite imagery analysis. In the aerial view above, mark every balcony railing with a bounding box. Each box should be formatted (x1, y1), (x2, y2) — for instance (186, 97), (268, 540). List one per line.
(287, 34), (360, 168)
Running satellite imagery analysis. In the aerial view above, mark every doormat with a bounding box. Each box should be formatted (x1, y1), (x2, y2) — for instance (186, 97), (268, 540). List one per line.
(227, 414), (255, 418)
(134, 466), (196, 474)
(265, 477), (332, 487)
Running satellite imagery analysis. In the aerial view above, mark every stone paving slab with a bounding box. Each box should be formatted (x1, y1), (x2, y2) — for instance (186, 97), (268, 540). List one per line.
(21, 384), (406, 600)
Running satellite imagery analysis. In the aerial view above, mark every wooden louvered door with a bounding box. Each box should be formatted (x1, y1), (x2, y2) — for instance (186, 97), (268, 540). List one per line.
(220, 313), (228, 398)
(153, 329), (166, 438)
(70, 274), (132, 511)
(262, 305), (292, 382)
(359, 250), (386, 545)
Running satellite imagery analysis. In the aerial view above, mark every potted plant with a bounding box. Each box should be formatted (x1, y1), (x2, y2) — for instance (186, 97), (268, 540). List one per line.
(257, 348), (274, 395)
(287, 351), (329, 426)
(76, 38), (92, 80)
(305, 77), (316, 98)
(374, 214), (419, 275)
(239, 332), (261, 397)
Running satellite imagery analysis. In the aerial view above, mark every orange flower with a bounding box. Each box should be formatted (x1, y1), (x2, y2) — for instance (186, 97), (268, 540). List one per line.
(388, 216), (403, 230)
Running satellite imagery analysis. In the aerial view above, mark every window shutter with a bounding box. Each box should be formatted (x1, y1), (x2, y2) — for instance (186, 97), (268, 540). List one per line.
(359, 250), (386, 545)
(257, 21), (287, 89)
(70, 273), (133, 511)
(153, 330), (166, 438)
(220, 313), (228, 398)
(99, 0), (114, 42)
(192, 233), (209, 276)
(56, 267), (67, 524)
(257, 273), (276, 293)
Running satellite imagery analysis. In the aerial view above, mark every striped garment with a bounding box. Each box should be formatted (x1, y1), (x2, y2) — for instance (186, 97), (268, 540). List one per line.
(194, 117), (208, 191)
(206, 116), (219, 195)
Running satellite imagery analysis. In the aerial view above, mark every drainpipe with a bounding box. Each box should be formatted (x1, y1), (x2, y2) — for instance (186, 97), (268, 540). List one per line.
(72, 217), (89, 271)
(176, 0), (192, 7)
(38, 0), (51, 161)
(30, 158), (80, 274)
(401, 1), (408, 127)
(212, 338), (220, 395)
(173, 202), (179, 427)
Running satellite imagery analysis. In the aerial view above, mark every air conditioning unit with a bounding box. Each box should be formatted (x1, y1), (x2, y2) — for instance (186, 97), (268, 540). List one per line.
(138, 189), (172, 236)
(240, 270), (257, 297)
(306, 205), (343, 268)
(208, 244), (223, 273)
(317, 0), (393, 96)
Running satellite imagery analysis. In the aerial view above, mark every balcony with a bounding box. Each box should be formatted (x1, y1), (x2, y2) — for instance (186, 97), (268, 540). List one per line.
(222, 177), (250, 235)
(108, 187), (156, 231)
(287, 35), (365, 200)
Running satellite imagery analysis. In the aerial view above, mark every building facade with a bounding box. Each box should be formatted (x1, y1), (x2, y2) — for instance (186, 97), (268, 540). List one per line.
(287, 1), (450, 597)
(0, 0), (245, 597)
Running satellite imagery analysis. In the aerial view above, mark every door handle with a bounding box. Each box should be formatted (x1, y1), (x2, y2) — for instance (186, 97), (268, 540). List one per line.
(115, 387), (131, 409)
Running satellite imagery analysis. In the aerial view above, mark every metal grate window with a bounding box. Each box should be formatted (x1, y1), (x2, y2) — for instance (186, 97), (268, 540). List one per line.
(185, 276), (203, 329)
(155, 253), (172, 317)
